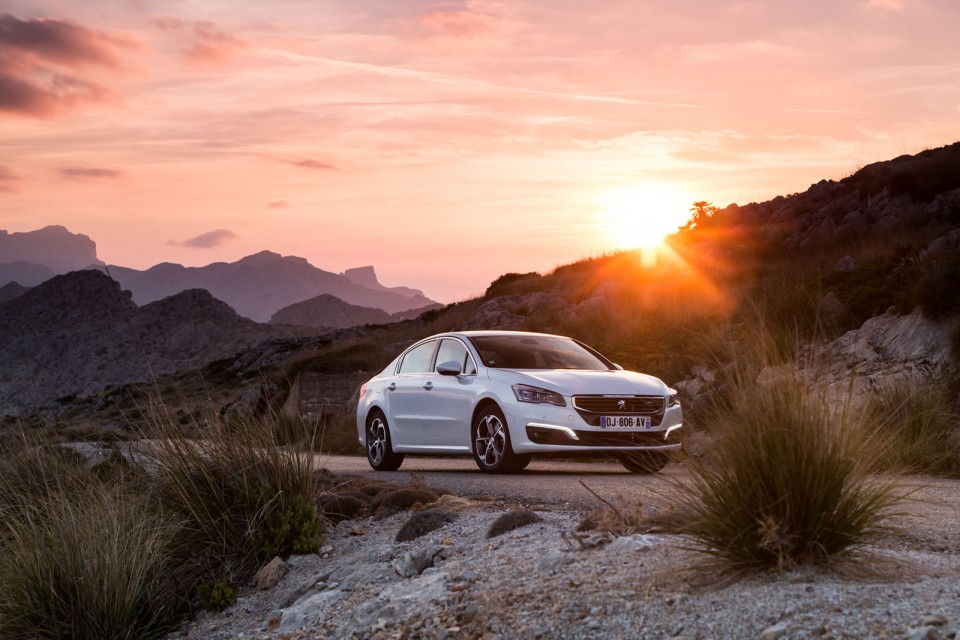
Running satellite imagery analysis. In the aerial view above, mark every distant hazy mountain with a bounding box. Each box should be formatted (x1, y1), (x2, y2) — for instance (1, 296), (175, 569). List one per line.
(105, 251), (438, 322)
(342, 266), (425, 299)
(270, 293), (442, 329)
(0, 226), (101, 277)
(0, 261), (53, 287)
(0, 270), (308, 415)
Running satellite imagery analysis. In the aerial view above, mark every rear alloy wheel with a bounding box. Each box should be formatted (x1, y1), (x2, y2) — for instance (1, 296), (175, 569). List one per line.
(366, 411), (404, 471)
(472, 406), (530, 474)
(620, 451), (669, 474)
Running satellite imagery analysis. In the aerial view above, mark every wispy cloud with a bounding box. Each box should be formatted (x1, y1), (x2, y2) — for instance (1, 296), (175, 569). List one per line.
(0, 165), (18, 191)
(862, 0), (904, 11)
(60, 166), (124, 179)
(0, 14), (134, 118)
(282, 158), (336, 170)
(152, 18), (246, 67)
(261, 49), (705, 109)
(266, 200), (289, 208)
(171, 229), (238, 248)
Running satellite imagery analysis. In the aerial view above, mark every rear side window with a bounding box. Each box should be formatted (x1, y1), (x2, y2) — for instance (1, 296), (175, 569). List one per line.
(398, 340), (437, 374)
(436, 338), (477, 375)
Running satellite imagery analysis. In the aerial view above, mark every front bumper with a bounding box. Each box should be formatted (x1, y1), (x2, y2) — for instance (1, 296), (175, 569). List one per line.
(504, 401), (683, 455)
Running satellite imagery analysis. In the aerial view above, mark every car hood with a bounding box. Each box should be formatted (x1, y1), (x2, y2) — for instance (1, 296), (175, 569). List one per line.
(488, 368), (668, 397)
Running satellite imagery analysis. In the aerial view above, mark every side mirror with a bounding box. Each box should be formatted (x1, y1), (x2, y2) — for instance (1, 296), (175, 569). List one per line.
(436, 360), (463, 376)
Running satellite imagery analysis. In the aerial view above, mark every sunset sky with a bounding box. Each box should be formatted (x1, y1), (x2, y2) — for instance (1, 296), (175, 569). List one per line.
(1, 0), (959, 302)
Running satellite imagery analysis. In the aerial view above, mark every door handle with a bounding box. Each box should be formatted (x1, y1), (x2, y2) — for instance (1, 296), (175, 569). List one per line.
(423, 381), (434, 390)
(387, 383), (397, 391)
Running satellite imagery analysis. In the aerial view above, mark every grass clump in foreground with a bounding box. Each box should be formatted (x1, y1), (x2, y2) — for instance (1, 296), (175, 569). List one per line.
(672, 378), (905, 572)
(0, 410), (324, 640)
(0, 447), (180, 640)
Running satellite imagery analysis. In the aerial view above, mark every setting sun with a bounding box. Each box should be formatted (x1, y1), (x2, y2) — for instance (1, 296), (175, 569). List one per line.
(597, 185), (692, 251)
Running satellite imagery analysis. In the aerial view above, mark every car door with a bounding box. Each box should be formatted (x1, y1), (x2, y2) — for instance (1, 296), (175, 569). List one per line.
(385, 339), (438, 446)
(419, 338), (478, 449)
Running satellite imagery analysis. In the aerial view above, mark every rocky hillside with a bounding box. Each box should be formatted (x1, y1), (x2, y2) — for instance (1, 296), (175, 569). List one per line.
(0, 270), (313, 416)
(270, 293), (441, 329)
(106, 252), (438, 322)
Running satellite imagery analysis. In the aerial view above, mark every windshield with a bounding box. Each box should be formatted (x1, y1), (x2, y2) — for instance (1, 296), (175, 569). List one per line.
(469, 335), (613, 370)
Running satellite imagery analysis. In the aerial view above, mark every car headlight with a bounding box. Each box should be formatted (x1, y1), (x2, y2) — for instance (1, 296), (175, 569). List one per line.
(668, 389), (680, 407)
(512, 384), (565, 407)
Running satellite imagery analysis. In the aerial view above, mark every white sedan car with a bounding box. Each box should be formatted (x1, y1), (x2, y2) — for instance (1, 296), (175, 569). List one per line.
(356, 330), (682, 474)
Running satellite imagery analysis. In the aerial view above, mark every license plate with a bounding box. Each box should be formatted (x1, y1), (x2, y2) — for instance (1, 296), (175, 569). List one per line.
(600, 416), (652, 429)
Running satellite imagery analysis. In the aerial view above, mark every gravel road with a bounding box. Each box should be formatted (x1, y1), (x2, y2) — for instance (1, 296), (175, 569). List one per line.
(315, 455), (683, 508)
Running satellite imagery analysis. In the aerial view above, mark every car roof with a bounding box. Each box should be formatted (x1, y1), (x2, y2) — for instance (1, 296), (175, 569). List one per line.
(433, 330), (572, 340)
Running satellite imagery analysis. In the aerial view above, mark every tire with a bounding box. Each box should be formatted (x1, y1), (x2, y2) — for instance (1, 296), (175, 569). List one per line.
(472, 405), (530, 474)
(366, 410), (404, 471)
(620, 451), (669, 474)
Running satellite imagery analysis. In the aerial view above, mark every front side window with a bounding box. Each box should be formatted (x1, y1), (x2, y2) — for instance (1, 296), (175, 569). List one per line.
(469, 335), (612, 370)
(436, 338), (477, 375)
(397, 340), (436, 374)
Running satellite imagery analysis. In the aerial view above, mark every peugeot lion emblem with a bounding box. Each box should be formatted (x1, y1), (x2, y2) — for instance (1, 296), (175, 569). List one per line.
(617, 399), (626, 410)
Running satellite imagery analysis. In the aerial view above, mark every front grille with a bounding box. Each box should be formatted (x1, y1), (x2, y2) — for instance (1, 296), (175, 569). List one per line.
(573, 395), (665, 414)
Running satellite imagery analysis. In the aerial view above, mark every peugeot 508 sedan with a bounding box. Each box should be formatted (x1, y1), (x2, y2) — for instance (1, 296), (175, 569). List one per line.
(356, 330), (682, 474)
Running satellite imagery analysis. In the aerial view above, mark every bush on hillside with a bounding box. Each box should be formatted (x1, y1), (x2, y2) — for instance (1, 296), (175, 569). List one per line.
(484, 272), (545, 298)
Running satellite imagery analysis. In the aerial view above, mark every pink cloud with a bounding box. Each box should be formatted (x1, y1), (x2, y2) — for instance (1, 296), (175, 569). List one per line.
(171, 229), (238, 248)
(0, 14), (133, 68)
(283, 158), (336, 170)
(152, 18), (246, 67)
(267, 200), (289, 208)
(60, 166), (125, 179)
(0, 165), (18, 191)
(0, 14), (134, 118)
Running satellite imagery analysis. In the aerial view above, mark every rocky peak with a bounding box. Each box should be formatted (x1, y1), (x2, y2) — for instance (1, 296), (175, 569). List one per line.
(0, 269), (135, 324)
(138, 288), (243, 325)
(0, 225), (100, 275)
(342, 266), (380, 289)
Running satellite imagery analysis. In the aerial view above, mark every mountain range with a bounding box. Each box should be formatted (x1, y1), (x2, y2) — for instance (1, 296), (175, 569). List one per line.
(0, 229), (438, 322)
(103, 252), (436, 322)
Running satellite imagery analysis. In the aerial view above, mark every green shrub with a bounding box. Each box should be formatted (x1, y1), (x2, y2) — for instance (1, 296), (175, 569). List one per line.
(0, 480), (180, 640)
(195, 579), (236, 612)
(864, 379), (960, 477)
(671, 380), (903, 571)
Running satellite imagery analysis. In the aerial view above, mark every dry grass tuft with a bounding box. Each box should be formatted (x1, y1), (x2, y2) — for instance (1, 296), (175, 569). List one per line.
(670, 377), (907, 572)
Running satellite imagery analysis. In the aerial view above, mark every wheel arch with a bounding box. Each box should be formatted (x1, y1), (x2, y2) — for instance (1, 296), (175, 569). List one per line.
(471, 397), (503, 427)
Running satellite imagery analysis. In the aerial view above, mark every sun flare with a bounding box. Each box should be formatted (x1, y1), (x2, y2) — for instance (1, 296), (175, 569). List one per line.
(598, 184), (691, 251)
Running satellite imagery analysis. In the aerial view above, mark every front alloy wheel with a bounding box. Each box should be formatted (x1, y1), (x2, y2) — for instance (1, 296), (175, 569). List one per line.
(366, 411), (404, 471)
(472, 406), (530, 474)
